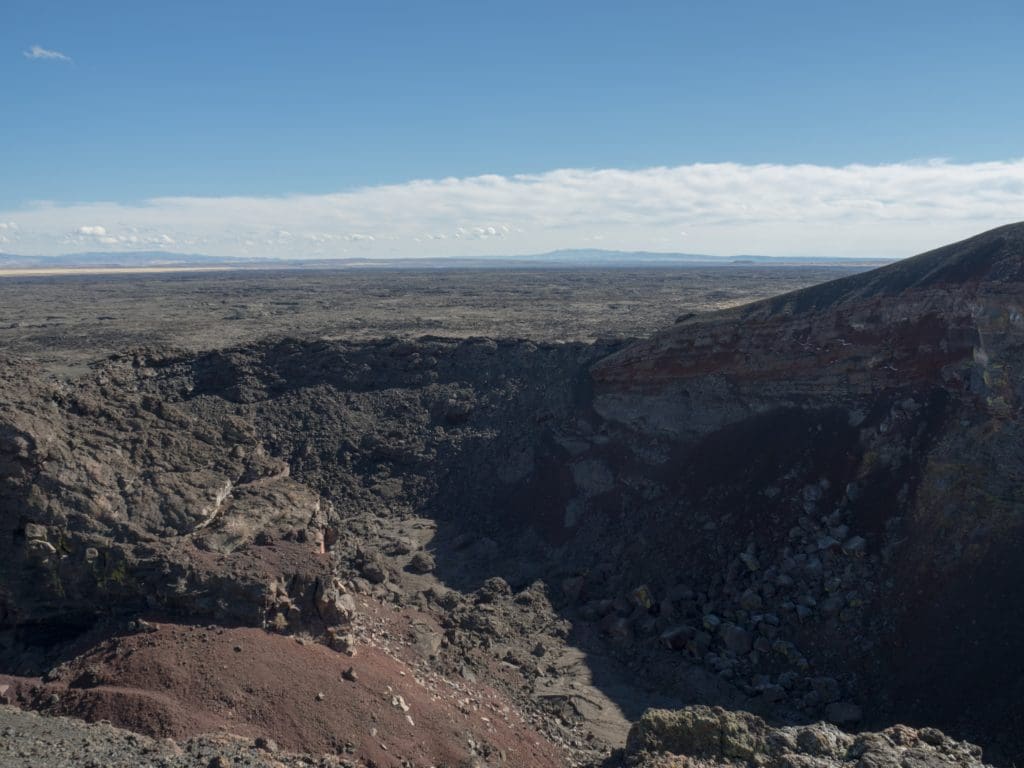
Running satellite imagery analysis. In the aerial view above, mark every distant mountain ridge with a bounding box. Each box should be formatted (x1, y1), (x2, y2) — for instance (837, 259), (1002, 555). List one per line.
(0, 249), (894, 270)
(0, 251), (225, 269)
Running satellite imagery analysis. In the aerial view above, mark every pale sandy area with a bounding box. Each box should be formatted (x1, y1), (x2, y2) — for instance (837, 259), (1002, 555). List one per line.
(0, 266), (238, 277)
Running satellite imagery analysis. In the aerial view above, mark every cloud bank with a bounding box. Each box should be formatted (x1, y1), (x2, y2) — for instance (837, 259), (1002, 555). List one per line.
(2, 159), (1023, 259)
(24, 45), (72, 62)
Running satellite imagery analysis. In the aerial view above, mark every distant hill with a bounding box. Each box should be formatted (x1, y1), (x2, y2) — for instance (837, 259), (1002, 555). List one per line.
(0, 251), (226, 269)
(0, 249), (894, 271)
(519, 249), (892, 267)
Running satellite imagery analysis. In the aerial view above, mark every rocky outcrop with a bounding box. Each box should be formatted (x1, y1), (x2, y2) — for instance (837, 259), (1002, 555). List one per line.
(622, 705), (990, 767)
(0, 355), (342, 664)
(583, 224), (1024, 762)
(0, 337), (614, 671)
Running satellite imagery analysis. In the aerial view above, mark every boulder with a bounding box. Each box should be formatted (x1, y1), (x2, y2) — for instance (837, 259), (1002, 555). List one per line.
(720, 623), (752, 655)
(626, 706), (767, 762)
(23, 523), (48, 541)
(315, 579), (356, 625)
(660, 625), (695, 651)
(407, 551), (436, 574)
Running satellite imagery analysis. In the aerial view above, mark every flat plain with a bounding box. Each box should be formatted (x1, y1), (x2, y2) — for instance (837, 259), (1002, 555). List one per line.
(0, 265), (868, 374)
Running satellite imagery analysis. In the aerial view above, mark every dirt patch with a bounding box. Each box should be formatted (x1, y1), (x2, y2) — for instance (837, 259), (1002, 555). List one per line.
(2, 621), (566, 767)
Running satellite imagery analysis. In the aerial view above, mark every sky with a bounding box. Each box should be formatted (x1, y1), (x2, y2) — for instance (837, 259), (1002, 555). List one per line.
(2, 0), (1023, 259)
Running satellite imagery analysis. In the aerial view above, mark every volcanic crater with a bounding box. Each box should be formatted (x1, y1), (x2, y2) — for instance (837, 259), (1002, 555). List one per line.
(2, 224), (1024, 767)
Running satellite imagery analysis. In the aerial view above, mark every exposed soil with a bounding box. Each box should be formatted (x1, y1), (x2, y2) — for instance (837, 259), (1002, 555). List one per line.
(3, 619), (564, 767)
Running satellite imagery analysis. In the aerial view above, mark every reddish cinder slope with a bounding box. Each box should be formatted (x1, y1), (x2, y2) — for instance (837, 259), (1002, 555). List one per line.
(1, 622), (565, 768)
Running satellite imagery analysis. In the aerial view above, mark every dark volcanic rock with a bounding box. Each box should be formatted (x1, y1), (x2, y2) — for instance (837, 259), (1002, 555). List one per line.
(2, 225), (1024, 766)
(590, 223), (1024, 762)
(0, 336), (616, 671)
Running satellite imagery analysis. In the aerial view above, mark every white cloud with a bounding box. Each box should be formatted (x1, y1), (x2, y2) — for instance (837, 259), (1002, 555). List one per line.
(4, 159), (1024, 258)
(70, 225), (177, 249)
(0, 222), (16, 245)
(24, 45), (71, 62)
(455, 224), (510, 240)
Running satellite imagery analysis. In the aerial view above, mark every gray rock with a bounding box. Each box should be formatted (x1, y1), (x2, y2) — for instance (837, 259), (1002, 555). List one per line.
(720, 623), (752, 655)
(842, 536), (868, 556)
(26, 539), (56, 558)
(23, 523), (47, 541)
(739, 552), (761, 572)
(702, 613), (722, 631)
(315, 579), (357, 625)
(739, 588), (763, 611)
(359, 557), (388, 584)
(660, 625), (695, 650)
(406, 551), (435, 574)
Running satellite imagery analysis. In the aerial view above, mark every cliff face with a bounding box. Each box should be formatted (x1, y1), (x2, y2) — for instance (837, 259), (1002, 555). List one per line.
(592, 223), (1024, 436)
(588, 223), (1024, 757)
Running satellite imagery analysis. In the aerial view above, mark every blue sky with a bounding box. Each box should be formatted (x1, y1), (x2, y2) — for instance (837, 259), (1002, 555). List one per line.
(2, 0), (1023, 257)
